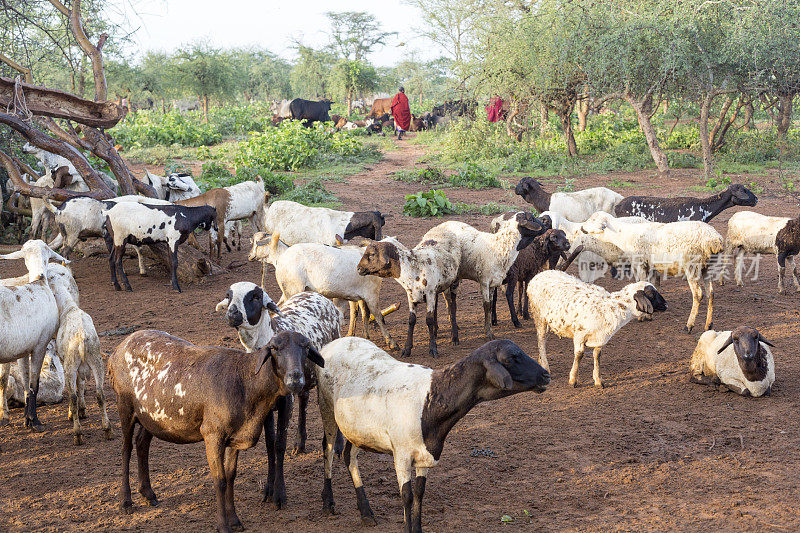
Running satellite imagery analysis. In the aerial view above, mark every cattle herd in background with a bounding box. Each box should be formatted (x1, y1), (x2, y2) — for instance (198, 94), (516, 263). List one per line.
(270, 95), (478, 134)
(1, 130), (796, 532)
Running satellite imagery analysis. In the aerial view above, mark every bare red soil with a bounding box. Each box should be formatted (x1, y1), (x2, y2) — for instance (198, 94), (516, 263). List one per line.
(2, 139), (800, 532)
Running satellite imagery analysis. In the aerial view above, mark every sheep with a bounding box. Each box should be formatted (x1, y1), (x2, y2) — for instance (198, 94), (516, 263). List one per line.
(690, 326), (775, 397)
(49, 279), (111, 445)
(775, 216), (800, 295)
(143, 170), (202, 201)
(108, 329), (324, 532)
(1, 262), (80, 304)
(176, 177), (267, 258)
(262, 200), (385, 247)
(216, 282), (341, 506)
(613, 184), (758, 222)
(725, 211), (792, 288)
(357, 236), (461, 358)
(5, 343), (64, 406)
(102, 202), (217, 292)
(581, 217), (724, 332)
(423, 213), (547, 341)
(248, 232), (397, 350)
(22, 142), (119, 192)
(527, 270), (667, 387)
(490, 228), (575, 328)
(514, 177), (623, 222)
(316, 337), (550, 532)
(0, 240), (68, 429)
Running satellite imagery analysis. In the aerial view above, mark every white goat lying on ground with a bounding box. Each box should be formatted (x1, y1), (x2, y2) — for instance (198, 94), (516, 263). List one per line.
(527, 270), (667, 387)
(6, 343), (64, 405)
(690, 326), (775, 397)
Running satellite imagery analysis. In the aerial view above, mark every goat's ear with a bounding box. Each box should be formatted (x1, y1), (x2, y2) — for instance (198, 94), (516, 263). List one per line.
(717, 334), (734, 354)
(255, 347), (272, 374)
(483, 359), (513, 390)
(757, 333), (775, 347)
(0, 249), (25, 260)
(335, 234), (344, 246)
(215, 297), (230, 313)
(633, 290), (653, 315)
(306, 346), (325, 368)
(48, 248), (70, 266)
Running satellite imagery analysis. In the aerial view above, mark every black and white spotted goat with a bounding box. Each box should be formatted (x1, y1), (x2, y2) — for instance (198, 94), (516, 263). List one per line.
(614, 184), (758, 223)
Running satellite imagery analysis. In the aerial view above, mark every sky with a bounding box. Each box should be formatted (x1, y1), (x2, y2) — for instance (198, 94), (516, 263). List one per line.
(122, 0), (438, 66)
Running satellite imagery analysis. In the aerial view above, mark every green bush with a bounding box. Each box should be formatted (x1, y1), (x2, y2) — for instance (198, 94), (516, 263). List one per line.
(279, 179), (338, 206)
(199, 161), (234, 188)
(403, 189), (454, 217)
(393, 166), (445, 184)
(112, 110), (222, 148)
(667, 151), (701, 169)
(164, 161), (193, 176)
(449, 162), (500, 189)
(234, 120), (363, 173)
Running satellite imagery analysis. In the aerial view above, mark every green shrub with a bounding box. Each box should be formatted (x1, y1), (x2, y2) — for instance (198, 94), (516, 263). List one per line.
(393, 166), (445, 184)
(199, 161), (234, 188)
(279, 179), (338, 206)
(449, 162), (500, 189)
(403, 189), (454, 217)
(234, 167), (293, 195)
(705, 171), (731, 189)
(164, 162), (193, 176)
(112, 110), (222, 148)
(667, 151), (701, 168)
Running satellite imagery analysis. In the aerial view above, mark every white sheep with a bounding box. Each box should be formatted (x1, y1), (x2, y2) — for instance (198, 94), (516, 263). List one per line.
(527, 270), (667, 387)
(515, 178), (623, 222)
(249, 233), (397, 350)
(581, 217), (724, 332)
(0, 240), (68, 429)
(262, 200), (385, 246)
(316, 336), (550, 531)
(725, 210), (791, 288)
(423, 213), (547, 340)
(690, 326), (775, 397)
(50, 280), (111, 444)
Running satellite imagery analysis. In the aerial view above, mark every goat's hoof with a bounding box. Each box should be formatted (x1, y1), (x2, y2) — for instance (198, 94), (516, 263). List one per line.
(429, 349), (438, 358)
(595, 381), (605, 389)
(261, 485), (273, 502)
(125, 286), (133, 292)
(0, 417), (9, 427)
(512, 321), (521, 328)
(361, 514), (377, 526)
(78, 408), (87, 419)
(291, 445), (307, 456)
(229, 519), (245, 532)
(104, 427), (113, 440)
(684, 326), (694, 333)
(706, 322), (713, 331)
(400, 350), (412, 358)
(120, 502), (133, 515)
(569, 381), (579, 388)
(491, 319), (498, 326)
(272, 497), (286, 510)
(113, 285), (122, 292)
(452, 337), (460, 346)
(323, 503), (337, 516)
(139, 272), (148, 278)
(27, 420), (44, 432)
(73, 434), (83, 445)
(144, 496), (159, 507)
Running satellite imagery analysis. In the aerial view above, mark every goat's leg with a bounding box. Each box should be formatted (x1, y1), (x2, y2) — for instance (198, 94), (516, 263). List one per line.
(425, 297), (438, 358)
(367, 295), (397, 351)
(535, 317), (550, 372)
(411, 467), (428, 533)
(359, 300), (370, 339)
(262, 411), (276, 503)
(444, 283), (459, 345)
(118, 398), (136, 514)
(432, 293), (440, 338)
(223, 448), (243, 531)
(321, 423), (338, 516)
(202, 435), (231, 533)
(344, 300), (357, 337)
(491, 287), (499, 326)
(77, 373), (87, 419)
(685, 278), (702, 333)
(521, 281), (531, 320)
(506, 278), (521, 328)
(91, 361), (112, 439)
(734, 248), (745, 287)
(792, 255), (800, 292)
(66, 364), (83, 444)
(569, 339), (586, 387)
(134, 246), (148, 276)
(117, 244), (133, 292)
(26, 341), (48, 430)
(0, 363), (9, 425)
(344, 441), (376, 525)
(271, 394), (291, 509)
(109, 242), (121, 291)
(394, 455), (414, 533)
(260, 261), (267, 288)
(482, 284), (495, 340)
(778, 253), (787, 294)
(169, 244), (181, 293)
(292, 389), (308, 455)
(401, 298), (418, 358)
(704, 277), (714, 331)
(592, 346), (604, 388)
(135, 426), (159, 506)
(216, 218), (224, 259)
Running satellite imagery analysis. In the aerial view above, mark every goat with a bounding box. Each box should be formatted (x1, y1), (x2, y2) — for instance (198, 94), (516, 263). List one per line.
(614, 184), (757, 222)
(262, 200), (385, 247)
(515, 177), (623, 222)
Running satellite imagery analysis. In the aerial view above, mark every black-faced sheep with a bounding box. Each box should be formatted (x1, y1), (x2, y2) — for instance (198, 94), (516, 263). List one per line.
(514, 177), (623, 222)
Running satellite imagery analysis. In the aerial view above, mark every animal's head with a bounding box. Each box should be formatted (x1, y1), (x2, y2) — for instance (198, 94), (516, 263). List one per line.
(0, 239), (70, 283)
(543, 229), (571, 254)
(357, 238), (402, 279)
(728, 184), (758, 207)
(718, 326), (773, 363)
(166, 173), (200, 194)
(256, 331), (324, 394)
(622, 282), (667, 320)
(196, 206), (217, 232)
(472, 340), (550, 401)
(515, 212), (548, 251)
(514, 178), (549, 211)
(322, 99), (333, 110)
(249, 232), (283, 264)
(216, 282), (281, 328)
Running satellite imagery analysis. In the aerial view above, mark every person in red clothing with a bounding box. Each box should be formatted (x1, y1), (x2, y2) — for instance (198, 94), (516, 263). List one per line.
(390, 86), (412, 140)
(486, 95), (505, 122)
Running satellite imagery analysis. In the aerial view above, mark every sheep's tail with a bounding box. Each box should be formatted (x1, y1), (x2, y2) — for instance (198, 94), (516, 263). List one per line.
(75, 328), (87, 362)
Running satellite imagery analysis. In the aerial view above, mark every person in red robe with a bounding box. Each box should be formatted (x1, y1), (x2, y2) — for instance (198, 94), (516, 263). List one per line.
(390, 87), (412, 140)
(486, 95), (504, 122)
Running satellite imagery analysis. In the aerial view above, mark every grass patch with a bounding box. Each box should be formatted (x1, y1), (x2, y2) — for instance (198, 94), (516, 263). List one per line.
(608, 178), (636, 188)
(449, 162), (501, 189)
(452, 202), (508, 215)
(278, 179), (339, 207)
(393, 166), (446, 184)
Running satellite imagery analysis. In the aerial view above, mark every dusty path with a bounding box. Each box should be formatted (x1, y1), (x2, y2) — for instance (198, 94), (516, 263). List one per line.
(2, 135), (800, 532)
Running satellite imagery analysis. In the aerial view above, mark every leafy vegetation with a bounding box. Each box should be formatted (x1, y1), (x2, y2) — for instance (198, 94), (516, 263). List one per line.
(278, 179), (339, 206)
(403, 189), (455, 217)
(449, 162), (501, 189)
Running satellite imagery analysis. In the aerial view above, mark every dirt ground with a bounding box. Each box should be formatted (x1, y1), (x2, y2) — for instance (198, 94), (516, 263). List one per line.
(2, 138), (800, 532)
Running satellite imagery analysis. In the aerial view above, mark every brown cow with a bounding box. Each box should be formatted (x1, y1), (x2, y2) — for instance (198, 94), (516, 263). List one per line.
(367, 97), (393, 118)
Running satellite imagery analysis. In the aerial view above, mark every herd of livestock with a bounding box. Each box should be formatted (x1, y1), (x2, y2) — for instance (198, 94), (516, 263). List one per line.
(1, 140), (797, 532)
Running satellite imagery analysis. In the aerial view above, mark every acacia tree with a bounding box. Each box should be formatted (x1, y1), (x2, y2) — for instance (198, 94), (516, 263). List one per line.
(174, 43), (234, 122)
(290, 45), (335, 99)
(325, 11), (396, 62)
(330, 60), (377, 115)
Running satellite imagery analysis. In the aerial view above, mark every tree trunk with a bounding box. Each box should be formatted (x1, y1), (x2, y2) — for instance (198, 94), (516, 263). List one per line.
(625, 92), (669, 175)
(539, 104), (549, 137)
(777, 92), (794, 138)
(742, 100), (755, 131)
(556, 109), (578, 157)
(576, 98), (589, 132)
(699, 92), (714, 179)
(202, 94), (209, 123)
(142, 243), (226, 284)
(347, 90), (352, 117)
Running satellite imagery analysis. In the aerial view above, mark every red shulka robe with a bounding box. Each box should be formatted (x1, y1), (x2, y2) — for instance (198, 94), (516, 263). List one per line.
(391, 92), (412, 131)
(486, 96), (504, 122)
